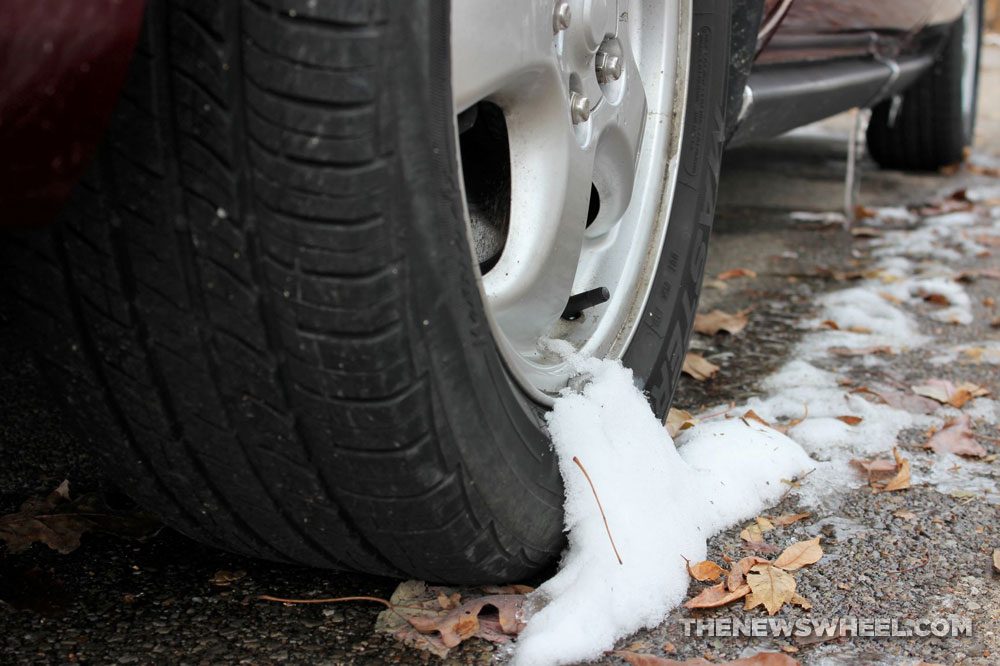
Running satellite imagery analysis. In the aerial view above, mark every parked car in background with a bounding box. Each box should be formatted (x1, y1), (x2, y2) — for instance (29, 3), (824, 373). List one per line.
(0, 0), (980, 582)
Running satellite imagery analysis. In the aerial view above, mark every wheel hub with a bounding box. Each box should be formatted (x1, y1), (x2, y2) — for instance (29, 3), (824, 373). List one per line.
(452, 0), (689, 402)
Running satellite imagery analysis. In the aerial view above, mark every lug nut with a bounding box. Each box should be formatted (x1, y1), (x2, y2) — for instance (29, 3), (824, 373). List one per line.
(553, 1), (572, 33)
(570, 92), (591, 124)
(596, 51), (622, 84)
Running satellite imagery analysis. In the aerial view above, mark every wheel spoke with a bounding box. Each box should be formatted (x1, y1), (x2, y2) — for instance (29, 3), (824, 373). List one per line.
(588, 27), (647, 231)
(451, 0), (560, 113)
(481, 83), (595, 352)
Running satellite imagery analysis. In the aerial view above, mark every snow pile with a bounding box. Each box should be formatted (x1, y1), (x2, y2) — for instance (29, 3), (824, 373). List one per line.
(703, 200), (999, 510)
(512, 355), (813, 666)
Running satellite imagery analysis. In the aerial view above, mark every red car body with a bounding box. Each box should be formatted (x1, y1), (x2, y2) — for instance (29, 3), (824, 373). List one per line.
(0, 0), (967, 227)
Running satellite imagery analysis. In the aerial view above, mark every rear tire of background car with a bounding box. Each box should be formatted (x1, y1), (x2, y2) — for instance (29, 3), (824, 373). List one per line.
(867, 1), (982, 171)
(2, 0), (730, 582)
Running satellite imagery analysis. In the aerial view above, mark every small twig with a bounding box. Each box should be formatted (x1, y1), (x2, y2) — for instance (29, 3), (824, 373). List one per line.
(258, 594), (440, 652)
(572, 456), (623, 565)
(258, 594), (392, 607)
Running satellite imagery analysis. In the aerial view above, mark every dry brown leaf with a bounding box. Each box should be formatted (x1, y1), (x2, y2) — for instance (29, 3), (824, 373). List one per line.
(859, 386), (940, 415)
(770, 513), (811, 527)
(407, 595), (524, 648)
(743, 410), (772, 428)
(682, 353), (720, 381)
(694, 308), (751, 336)
(911, 379), (990, 408)
(773, 537), (823, 571)
(827, 345), (894, 357)
(726, 556), (770, 592)
(686, 559), (725, 582)
(835, 415), (863, 426)
(850, 456), (898, 479)
(717, 268), (758, 281)
(819, 319), (840, 330)
(374, 581), (527, 657)
(875, 448), (911, 493)
(921, 292), (951, 306)
(893, 509), (917, 521)
(790, 593), (812, 610)
(684, 582), (751, 609)
(0, 481), (159, 555)
(666, 408), (698, 438)
(210, 570), (247, 587)
(847, 325), (872, 334)
(880, 291), (904, 305)
(745, 564), (797, 615)
(925, 415), (987, 457)
(740, 522), (766, 544)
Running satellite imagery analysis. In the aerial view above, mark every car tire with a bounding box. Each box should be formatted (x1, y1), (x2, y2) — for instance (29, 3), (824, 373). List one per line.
(3, 0), (730, 582)
(867, 1), (982, 171)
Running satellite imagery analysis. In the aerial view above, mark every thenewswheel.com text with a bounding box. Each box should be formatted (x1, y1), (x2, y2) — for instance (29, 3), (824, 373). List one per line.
(680, 617), (973, 638)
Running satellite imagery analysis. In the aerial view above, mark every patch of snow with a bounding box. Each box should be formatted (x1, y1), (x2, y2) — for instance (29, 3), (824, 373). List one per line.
(789, 211), (848, 225)
(513, 356), (813, 666)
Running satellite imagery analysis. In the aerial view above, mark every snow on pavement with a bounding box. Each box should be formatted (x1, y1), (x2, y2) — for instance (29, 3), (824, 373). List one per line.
(512, 355), (813, 666)
(512, 197), (999, 665)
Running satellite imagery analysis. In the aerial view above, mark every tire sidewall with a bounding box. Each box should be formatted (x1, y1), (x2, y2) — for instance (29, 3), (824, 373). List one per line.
(387, 0), (731, 579)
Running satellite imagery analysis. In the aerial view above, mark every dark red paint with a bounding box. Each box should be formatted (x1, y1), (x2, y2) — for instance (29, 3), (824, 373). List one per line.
(757, 0), (967, 64)
(0, 0), (145, 226)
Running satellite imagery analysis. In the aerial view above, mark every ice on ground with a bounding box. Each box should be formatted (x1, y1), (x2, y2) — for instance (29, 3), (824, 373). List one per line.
(883, 276), (975, 325)
(512, 356), (813, 666)
(800, 286), (927, 353)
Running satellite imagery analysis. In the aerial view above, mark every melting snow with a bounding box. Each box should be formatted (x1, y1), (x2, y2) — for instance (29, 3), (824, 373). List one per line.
(512, 192), (998, 664)
(512, 355), (813, 666)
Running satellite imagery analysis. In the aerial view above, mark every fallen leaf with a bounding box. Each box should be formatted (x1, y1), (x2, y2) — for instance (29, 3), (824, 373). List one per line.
(726, 556), (770, 591)
(770, 513), (811, 527)
(880, 291), (904, 305)
(850, 456), (897, 479)
(819, 319), (840, 330)
(694, 308), (751, 336)
(717, 268), (757, 281)
(684, 582), (751, 609)
(773, 537), (823, 571)
(835, 415), (863, 426)
(912, 379), (990, 408)
(875, 448), (911, 493)
(925, 415), (987, 457)
(846, 325), (872, 334)
(859, 386), (940, 414)
(374, 580), (528, 657)
(686, 559), (725, 582)
(893, 509), (917, 520)
(407, 595), (524, 648)
(745, 564), (797, 615)
(790, 593), (812, 610)
(682, 353), (719, 381)
(740, 522), (767, 544)
(210, 570), (246, 587)
(921, 292), (951, 306)
(666, 408), (698, 438)
(0, 481), (160, 555)
(743, 410), (772, 427)
(827, 345), (894, 357)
